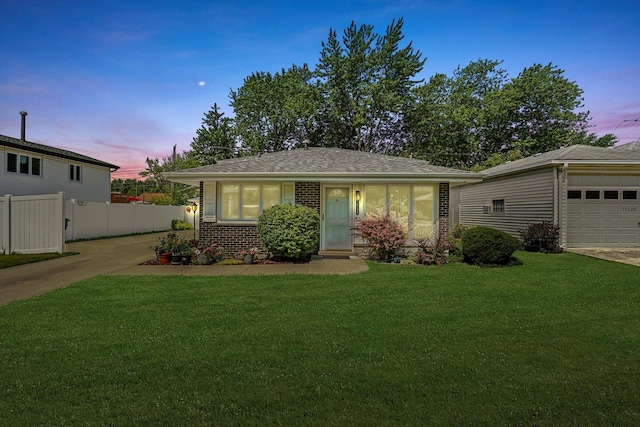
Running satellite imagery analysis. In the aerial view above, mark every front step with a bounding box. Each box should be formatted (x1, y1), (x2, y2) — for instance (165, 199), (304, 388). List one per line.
(317, 250), (355, 259)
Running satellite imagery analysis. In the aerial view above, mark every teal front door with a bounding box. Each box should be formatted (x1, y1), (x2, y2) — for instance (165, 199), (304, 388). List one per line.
(324, 187), (351, 250)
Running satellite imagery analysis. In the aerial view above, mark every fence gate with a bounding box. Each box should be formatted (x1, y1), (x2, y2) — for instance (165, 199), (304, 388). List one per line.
(1, 192), (65, 255)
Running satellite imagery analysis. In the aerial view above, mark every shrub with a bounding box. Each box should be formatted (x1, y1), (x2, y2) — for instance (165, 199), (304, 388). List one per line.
(355, 212), (407, 261)
(257, 204), (320, 260)
(520, 221), (562, 254)
(414, 232), (451, 266)
(452, 223), (474, 239)
(461, 226), (521, 266)
(171, 219), (193, 230)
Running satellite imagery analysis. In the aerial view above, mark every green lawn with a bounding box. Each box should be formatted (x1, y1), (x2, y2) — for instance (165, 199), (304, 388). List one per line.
(1, 252), (638, 426)
(0, 252), (70, 269)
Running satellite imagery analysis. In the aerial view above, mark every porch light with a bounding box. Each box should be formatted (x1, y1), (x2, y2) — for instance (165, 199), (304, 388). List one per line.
(355, 190), (361, 215)
(186, 201), (198, 241)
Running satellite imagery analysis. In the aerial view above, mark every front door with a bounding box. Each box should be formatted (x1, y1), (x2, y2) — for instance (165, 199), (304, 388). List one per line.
(324, 187), (352, 250)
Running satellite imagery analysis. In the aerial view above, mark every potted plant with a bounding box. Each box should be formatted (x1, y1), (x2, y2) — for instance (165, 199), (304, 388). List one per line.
(240, 247), (258, 264)
(153, 232), (177, 264)
(196, 241), (225, 265)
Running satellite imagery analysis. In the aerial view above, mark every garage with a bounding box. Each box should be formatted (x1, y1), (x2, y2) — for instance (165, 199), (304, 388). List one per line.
(457, 144), (640, 249)
(566, 178), (639, 247)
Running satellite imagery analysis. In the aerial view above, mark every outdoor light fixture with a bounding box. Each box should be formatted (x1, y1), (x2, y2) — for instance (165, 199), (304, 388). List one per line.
(355, 190), (361, 215)
(186, 201), (198, 241)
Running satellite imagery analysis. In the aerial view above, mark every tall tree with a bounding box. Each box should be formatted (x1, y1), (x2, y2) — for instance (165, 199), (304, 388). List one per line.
(139, 147), (199, 205)
(190, 103), (237, 165)
(316, 18), (425, 153)
(230, 64), (319, 153)
(406, 60), (615, 169)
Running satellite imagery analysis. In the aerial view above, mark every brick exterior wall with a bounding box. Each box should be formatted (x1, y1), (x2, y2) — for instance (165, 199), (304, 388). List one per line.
(294, 182), (321, 214)
(438, 182), (450, 236)
(197, 181), (322, 255)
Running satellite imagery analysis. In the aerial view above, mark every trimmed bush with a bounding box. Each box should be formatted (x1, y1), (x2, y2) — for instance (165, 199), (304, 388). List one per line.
(355, 212), (407, 261)
(257, 204), (320, 260)
(461, 226), (521, 266)
(520, 221), (562, 254)
(171, 219), (193, 230)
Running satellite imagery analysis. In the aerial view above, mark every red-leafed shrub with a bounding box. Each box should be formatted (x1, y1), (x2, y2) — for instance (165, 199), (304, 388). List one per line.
(355, 212), (407, 261)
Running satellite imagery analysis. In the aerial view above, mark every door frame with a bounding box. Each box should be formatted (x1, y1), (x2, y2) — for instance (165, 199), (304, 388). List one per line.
(320, 184), (353, 251)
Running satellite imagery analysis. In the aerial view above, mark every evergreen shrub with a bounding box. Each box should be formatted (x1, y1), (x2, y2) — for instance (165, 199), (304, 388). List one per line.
(257, 204), (320, 260)
(461, 226), (521, 266)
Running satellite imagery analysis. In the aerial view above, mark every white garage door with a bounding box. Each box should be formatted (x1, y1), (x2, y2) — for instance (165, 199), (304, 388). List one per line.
(567, 188), (639, 247)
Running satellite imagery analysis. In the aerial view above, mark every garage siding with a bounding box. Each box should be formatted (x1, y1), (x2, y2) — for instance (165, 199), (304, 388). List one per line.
(459, 168), (555, 238)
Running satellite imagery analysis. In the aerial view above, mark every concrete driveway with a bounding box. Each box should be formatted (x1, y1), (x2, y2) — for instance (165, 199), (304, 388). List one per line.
(0, 231), (368, 307)
(565, 248), (640, 267)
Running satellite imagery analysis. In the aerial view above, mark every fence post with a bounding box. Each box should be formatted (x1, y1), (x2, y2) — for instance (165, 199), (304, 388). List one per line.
(57, 192), (65, 253)
(1, 194), (11, 255)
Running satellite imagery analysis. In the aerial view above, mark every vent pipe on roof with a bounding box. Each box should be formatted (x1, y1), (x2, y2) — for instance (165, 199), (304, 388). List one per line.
(20, 111), (28, 141)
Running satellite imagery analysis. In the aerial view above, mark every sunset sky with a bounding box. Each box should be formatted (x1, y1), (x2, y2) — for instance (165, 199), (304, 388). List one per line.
(1, 0), (639, 179)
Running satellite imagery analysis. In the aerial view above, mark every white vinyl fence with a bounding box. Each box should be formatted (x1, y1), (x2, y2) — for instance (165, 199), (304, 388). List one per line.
(1, 192), (192, 254)
(64, 199), (189, 241)
(1, 192), (65, 254)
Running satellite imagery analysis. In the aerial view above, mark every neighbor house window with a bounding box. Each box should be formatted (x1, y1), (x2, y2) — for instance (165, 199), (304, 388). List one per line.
(363, 184), (435, 239)
(492, 199), (505, 214)
(220, 183), (281, 220)
(6, 152), (41, 176)
(69, 164), (81, 182)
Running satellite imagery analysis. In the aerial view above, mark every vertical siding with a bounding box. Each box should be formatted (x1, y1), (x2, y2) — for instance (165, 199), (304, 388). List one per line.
(10, 193), (64, 254)
(459, 168), (555, 238)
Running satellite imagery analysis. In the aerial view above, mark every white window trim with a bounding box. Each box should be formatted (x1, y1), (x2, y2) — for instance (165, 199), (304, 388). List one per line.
(69, 163), (82, 182)
(6, 151), (42, 177)
(216, 182), (284, 223)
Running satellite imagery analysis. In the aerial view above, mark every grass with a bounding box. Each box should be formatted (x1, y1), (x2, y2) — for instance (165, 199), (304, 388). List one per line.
(0, 252), (73, 269)
(0, 252), (639, 425)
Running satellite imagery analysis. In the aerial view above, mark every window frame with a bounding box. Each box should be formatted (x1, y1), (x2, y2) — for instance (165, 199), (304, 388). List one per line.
(491, 199), (505, 215)
(6, 151), (42, 176)
(218, 182), (283, 222)
(362, 183), (437, 239)
(69, 164), (82, 182)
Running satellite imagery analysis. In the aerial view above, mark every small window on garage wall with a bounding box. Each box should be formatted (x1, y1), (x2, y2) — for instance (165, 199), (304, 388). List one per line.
(585, 190), (600, 200)
(604, 190), (618, 200)
(567, 190), (581, 199)
(492, 199), (505, 214)
(203, 182), (217, 222)
(623, 190), (638, 200)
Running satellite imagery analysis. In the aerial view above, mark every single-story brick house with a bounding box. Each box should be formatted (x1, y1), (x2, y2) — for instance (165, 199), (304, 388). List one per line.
(166, 147), (481, 255)
(455, 144), (640, 248)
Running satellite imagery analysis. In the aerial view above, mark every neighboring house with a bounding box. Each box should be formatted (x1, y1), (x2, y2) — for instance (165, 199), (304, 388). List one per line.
(166, 147), (481, 255)
(456, 145), (640, 248)
(614, 140), (640, 152)
(1, 134), (119, 202)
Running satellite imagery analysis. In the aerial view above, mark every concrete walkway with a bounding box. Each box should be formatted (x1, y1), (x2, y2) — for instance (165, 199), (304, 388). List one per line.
(0, 231), (368, 307)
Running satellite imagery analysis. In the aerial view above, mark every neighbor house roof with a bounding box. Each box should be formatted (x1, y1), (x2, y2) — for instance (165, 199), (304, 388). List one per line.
(481, 144), (640, 178)
(0, 134), (120, 170)
(166, 147), (482, 185)
(614, 141), (640, 152)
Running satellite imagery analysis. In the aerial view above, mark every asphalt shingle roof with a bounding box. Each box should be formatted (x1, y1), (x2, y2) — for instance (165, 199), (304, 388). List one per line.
(173, 147), (476, 177)
(482, 144), (640, 177)
(0, 134), (119, 170)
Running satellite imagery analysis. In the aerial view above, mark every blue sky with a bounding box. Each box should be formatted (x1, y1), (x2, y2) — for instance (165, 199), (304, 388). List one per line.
(1, 0), (639, 178)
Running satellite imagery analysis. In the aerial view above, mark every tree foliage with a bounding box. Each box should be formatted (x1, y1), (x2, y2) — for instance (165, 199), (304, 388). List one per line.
(315, 18), (425, 153)
(138, 147), (199, 205)
(230, 64), (319, 154)
(190, 103), (236, 165)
